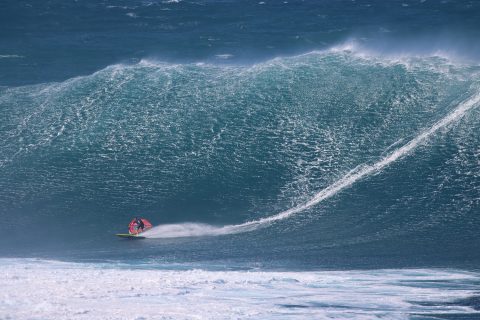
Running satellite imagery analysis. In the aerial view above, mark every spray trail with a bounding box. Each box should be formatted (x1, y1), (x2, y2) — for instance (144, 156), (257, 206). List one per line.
(145, 92), (480, 238)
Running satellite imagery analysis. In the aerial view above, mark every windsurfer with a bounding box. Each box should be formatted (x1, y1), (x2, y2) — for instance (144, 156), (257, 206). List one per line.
(134, 217), (145, 234)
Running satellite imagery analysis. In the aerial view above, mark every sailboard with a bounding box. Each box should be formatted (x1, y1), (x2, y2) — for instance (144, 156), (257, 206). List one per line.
(116, 218), (153, 239)
(115, 233), (146, 239)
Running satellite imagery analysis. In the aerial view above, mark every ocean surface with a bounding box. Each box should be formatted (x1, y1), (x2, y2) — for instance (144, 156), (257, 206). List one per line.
(1, 0), (480, 318)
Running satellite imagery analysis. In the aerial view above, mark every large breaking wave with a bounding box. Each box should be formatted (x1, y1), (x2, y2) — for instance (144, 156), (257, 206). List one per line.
(1, 45), (480, 263)
(144, 89), (480, 238)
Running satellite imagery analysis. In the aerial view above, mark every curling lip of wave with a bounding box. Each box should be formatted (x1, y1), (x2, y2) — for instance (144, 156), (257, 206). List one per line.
(328, 39), (471, 63)
(144, 93), (480, 239)
(136, 39), (467, 72)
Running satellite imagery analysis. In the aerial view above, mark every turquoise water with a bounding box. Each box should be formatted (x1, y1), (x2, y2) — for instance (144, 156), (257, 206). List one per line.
(1, 1), (480, 318)
(2, 50), (479, 270)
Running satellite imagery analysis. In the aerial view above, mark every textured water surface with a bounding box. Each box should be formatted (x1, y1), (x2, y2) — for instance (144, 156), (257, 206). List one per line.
(1, 1), (480, 319)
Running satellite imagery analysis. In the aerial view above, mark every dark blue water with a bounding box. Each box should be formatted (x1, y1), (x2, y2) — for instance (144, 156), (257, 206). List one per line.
(2, 0), (480, 86)
(1, 0), (480, 272)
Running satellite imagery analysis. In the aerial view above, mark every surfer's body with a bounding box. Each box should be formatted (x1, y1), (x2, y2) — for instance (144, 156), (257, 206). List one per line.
(133, 217), (145, 234)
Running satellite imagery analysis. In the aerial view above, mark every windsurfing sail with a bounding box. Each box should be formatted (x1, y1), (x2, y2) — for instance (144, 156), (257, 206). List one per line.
(128, 218), (152, 234)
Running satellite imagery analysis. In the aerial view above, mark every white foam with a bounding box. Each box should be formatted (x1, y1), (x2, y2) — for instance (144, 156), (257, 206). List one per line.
(0, 54), (23, 59)
(146, 92), (480, 238)
(1, 259), (478, 320)
(327, 38), (468, 64)
(142, 223), (234, 238)
(215, 54), (234, 59)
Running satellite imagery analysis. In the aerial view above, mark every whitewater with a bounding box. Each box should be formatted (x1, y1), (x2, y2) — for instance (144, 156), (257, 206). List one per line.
(2, 259), (480, 320)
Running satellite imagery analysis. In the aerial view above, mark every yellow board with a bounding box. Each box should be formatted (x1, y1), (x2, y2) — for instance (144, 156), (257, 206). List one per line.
(115, 233), (146, 239)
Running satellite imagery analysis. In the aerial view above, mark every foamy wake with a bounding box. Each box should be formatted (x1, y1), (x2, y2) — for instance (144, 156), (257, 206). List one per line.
(145, 92), (480, 239)
(1, 259), (479, 320)
(142, 223), (243, 238)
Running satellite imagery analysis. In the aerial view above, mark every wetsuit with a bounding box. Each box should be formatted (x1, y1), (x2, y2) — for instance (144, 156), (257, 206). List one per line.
(136, 218), (145, 232)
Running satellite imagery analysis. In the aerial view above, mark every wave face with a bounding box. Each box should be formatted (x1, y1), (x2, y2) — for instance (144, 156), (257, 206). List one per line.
(1, 49), (480, 268)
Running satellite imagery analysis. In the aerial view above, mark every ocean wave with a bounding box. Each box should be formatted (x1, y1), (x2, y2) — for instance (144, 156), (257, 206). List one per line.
(1, 49), (479, 261)
(143, 91), (480, 238)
